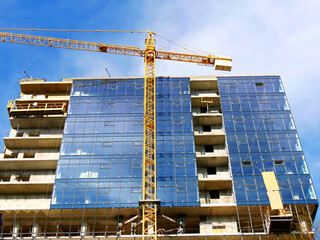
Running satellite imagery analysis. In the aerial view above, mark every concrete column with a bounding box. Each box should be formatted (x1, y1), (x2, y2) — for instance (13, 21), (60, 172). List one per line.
(12, 222), (20, 238)
(80, 221), (88, 237)
(131, 221), (137, 235)
(32, 222), (39, 238)
(117, 216), (123, 237)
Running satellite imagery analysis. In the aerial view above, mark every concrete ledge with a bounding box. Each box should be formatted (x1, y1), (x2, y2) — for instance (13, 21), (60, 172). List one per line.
(0, 182), (54, 194)
(0, 158), (58, 170)
(10, 116), (66, 129)
(20, 81), (72, 94)
(191, 96), (220, 107)
(194, 132), (225, 145)
(196, 155), (229, 167)
(198, 178), (232, 190)
(192, 113), (222, 125)
(190, 77), (218, 91)
(4, 136), (62, 149)
(0, 195), (51, 211)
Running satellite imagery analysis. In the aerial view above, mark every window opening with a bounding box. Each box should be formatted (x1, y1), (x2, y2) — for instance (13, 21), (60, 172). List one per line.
(4, 153), (18, 158)
(29, 132), (40, 137)
(23, 153), (35, 158)
(98, 188), (109, 194)
(102, 142), (112, 147)
(0, 175), (11, 182)
(204, 145), (214, 152)
(274, 160), (284, 165)
(16, 174), (31, 182)
(209, 190), (220, 199)
(202, 125), (211, 132)
(212, 225), (226, 233)
(255, 82), (264, 86)
(212, 225), (226, 230)
(175, 162), (185, 168)
(104, 121), (114, 126)
(16, 132), (24, 137)
(207, 167), (216, 175)
(200, 107), (207, 113)
(242, 161), (252, 166)
(231, 100), (241, 105)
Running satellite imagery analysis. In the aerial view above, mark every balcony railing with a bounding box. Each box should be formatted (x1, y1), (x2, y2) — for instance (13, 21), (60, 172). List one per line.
(7, 100), (67, 117)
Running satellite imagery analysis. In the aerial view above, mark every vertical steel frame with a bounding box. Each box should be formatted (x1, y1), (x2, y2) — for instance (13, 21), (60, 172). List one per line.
(142, 32), (157, 240)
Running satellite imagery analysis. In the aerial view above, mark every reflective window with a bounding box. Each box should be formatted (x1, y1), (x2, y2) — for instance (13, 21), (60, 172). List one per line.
(218, 76), (317, 206)
(51, 77), (199, 209)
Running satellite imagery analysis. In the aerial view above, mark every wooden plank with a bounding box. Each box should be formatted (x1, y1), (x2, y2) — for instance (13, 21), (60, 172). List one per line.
(262, 172), (279, 191)
(267, 191), (284, 210)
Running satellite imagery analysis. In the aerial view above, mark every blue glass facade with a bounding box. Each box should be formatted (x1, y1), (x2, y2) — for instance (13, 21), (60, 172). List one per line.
(51, 77), (199, 209)
(218, 76), (317, 206)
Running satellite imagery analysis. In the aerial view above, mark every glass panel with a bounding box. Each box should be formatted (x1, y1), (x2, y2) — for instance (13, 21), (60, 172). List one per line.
(51, 77), (199, 209)
(218, 76), (315, 205)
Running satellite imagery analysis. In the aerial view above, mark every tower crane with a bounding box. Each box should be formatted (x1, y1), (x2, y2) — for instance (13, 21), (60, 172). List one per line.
(0, 30), (232, 240)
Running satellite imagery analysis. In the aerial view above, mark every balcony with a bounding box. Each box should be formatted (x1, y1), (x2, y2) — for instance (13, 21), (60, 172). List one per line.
(198, 166), (230, 178)
(7, 100), (67, 117)
(4, 135), (62, 149)
(198, 203), (237, 216)
(200, 189), (234, 205)
(191, 90), (219, 97)
(0, 152), (58, 170)
(190, 77), (218, 90)
(194, 126), (225, 145)
(198, 178), (232, 190)
(191, 95), (220, 108)
(20, 80), (72, 94)
(196, 154), (229, 167)
(10, 115), (66, 129)
(198, 167), (232, 190)
(193, 112), (222, 125)
(0, 194), (51, 211)
(192, 106), (221, 115)
(195, 145), (228, 161)
(0, 171), (55, 194)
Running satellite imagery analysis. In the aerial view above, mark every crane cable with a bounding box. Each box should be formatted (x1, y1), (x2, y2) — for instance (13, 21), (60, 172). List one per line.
(154, 32), (211, 55)
(0, 28), (150, 34)
(0, 28), (211, 55)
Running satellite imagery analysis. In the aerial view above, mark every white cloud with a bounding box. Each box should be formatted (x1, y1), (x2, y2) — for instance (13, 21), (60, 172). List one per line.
(140, 0), (320, 202)
(143, 1), (320, 127)
(1, 0), (319, 209)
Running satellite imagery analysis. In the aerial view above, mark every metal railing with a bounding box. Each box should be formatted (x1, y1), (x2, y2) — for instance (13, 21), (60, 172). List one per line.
(7, 100), (67, 116)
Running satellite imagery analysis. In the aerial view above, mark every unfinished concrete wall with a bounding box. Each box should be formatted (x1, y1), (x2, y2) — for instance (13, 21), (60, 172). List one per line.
(200, 216), (238, 234)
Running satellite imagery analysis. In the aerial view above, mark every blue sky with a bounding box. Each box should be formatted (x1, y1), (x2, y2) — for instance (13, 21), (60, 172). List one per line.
(0, 0), (320, 217)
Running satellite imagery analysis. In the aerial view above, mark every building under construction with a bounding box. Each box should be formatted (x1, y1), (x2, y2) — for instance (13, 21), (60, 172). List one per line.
(0, 75), (318, 239)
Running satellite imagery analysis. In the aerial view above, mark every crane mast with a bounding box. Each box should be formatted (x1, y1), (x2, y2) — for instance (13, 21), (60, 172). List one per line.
(0, 30), (232, 240)
(142, 32), (158, 240)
